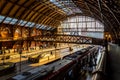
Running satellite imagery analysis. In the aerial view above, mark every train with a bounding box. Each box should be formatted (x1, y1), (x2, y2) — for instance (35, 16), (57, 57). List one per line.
(7, 45), (99, 80)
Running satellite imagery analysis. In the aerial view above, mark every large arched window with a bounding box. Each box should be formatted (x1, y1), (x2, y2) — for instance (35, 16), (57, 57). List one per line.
(60, 16), (104, 38)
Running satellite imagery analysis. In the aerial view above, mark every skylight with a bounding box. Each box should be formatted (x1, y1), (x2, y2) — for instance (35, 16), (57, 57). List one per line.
(36, 24), (41, 28)
(50, 0), (82, 15)
(41, 25), (46, 29)
(0, 15), (5, 23)
(47, 27), (51, 30)
(39, 25), (43, 29)
(4, 17), (12, 23)
(18, 20), (23, 25)
(25, 22), (32, 27)
(10, 18), (18, 24)
(0, 15), (54, 31)
(29, 23), (35, 27)
(21, 21), (27, 26)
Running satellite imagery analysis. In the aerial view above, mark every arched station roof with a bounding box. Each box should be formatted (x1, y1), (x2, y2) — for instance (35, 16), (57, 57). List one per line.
(0, 0), (120, 39)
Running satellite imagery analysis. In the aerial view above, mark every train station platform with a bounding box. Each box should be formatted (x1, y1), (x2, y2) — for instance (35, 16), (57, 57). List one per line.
(108, 43), (120, 80)
(0, 44), (84, 80)
(6, 45), (102, 80)
(0, 44), (113, 80)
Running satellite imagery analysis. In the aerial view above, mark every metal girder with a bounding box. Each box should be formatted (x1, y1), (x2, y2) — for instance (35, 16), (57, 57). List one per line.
(2, 0), (19, 25)
(34, 34), (104, 45)
(82, 0), (118, 39)
(0, 0), (66, 29)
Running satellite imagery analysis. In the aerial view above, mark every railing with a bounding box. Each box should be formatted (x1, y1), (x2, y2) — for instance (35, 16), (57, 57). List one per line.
(0, 34), (104, 45)
(92, 48), (107, 80)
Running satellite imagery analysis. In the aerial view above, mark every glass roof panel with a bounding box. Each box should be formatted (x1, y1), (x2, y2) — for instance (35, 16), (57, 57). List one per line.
(20, 21), (27, 26)
(36, 24), (40, 28)
(10, 18), (18, 24)
(49, 27), (53, 30)
(25, 22), (32, 27)
(47, 27), (51, 30)
(18, 20), (24, 25)
(41, 25), (46, 29)
(29, 22), (35, 27)
(39, 25), (43, 29)
(0, 15), (5, 23)
(0, 15), (54, 30)
(4, 17), (12, 23)
(50, 0), (82, 15)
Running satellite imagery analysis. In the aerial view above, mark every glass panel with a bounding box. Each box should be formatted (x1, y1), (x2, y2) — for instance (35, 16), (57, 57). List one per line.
(29, 22), (35, 27)
(39, 25), (43, 29)
(25, 22), (32, 27)
(36, 24), (40, 28)
(61, 16), (104, 38)
(0, 15), (5, 22)
(10, 18), (18, 24)
(50, 0), (82, 15)
(87, 22), (92, 27)
(4, 17), (12, 23)
(19, 20), (27, 26)
(47, 27), (52, 30)
(41, 25), (46, 29)
(51, 27), (55, 30)
(18, 20), (23, 25)
(21, 21), (27, 26)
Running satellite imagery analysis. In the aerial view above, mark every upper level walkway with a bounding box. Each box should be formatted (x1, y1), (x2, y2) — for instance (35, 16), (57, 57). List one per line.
(35, 34), (104, 45)
(0, 34), (104, 45)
